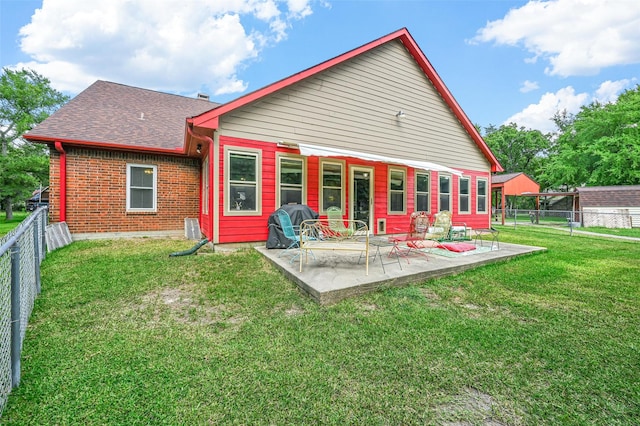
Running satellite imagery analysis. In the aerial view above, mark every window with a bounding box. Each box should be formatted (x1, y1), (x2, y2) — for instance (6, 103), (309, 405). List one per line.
(415, 172), (430, 212)
(277, 155), (305, 206)
(127, 164), (157, 212)
(439, 174), (451, 212)
(320, 160), (344, 213)
(201, 156), (209, 214)
(226, 148), (261, 214)
(459, 176), (470, 214)
(388, 168), (406, 214)
(477, 178), (488, 213)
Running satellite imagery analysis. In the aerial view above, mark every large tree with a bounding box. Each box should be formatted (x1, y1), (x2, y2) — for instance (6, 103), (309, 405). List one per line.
(0, 68), (68, 220)
(483, 122), (551, 179)
(542, 86), (640, 188)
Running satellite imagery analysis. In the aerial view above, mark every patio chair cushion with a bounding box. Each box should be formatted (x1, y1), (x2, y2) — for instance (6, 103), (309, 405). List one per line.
(437, 242), (477, 253)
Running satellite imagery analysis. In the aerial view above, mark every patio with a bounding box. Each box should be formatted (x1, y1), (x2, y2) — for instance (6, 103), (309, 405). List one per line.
(256, 238), (546, 304)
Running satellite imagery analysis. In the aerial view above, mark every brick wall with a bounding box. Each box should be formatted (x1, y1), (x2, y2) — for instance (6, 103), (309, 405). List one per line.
(48, 146), (200, 235)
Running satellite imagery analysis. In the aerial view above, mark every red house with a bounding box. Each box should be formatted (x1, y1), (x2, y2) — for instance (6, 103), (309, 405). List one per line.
(24, 28), (502, 244)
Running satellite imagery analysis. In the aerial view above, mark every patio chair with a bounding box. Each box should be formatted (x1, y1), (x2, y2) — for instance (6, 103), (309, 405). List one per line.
(388, 211), (431, 260)
(277, 209), (302, 259)
(423, 210), (452, 242)
(277, 209), (315, 262)
(326, 206), (354, 236)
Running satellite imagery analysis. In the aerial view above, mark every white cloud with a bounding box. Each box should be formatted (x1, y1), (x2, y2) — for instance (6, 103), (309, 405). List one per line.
(520, 80), (539, 93)
(504, 79), (635, 133)
(471, 0), (640, 77)
(594, 78), (636, 103)
(15, 0), (316, 95)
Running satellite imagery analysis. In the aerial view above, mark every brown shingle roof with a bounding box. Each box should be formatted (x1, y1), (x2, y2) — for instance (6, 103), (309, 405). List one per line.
(577, 185), (640, 208)
(492, 172), (523, 184)
(25, 80), (217, 152)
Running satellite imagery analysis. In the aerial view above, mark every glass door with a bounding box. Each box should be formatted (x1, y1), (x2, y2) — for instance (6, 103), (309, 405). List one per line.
(350, 166), (374, 232)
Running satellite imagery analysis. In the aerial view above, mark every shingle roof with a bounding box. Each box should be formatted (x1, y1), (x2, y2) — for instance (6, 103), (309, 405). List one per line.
(492, 172), (523, 184)
(24, 80), (217, 152)
(577, 185), (640, 207)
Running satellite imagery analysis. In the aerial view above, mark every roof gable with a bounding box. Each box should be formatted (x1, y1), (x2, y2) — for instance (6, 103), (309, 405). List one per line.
(25, 81), (217, 153)
(192, 28), (502, 172)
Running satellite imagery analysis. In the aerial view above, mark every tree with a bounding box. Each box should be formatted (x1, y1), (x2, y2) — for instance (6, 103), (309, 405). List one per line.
(542, 85), (640, 188)
(483, 122), (551, 178)
(0, 68), (68, 220)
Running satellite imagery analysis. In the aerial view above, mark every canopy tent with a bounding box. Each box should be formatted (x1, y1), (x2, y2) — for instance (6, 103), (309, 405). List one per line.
(296, 143), (463, 176)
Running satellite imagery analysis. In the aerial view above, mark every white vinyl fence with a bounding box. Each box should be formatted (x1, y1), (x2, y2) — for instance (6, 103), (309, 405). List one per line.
(0, 208), (47, 416)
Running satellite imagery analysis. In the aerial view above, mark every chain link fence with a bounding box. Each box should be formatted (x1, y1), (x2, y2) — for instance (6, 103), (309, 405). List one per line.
(493, 208), (638, 231)
(0, 207), (47, 416)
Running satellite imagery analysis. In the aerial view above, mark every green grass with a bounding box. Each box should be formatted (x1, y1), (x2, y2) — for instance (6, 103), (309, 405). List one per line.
(0, 212), (29, 237)
(2, 228), (639, 425)
(577, 226), (640, 239)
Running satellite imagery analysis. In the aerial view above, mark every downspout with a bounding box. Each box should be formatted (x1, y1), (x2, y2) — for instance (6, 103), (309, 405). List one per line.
(186, 124), (214, 242)
(54, 141), (67, 222)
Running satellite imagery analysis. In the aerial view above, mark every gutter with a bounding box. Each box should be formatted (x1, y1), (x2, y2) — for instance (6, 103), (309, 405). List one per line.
(185, 123), (214, 242)
(54, 141), (67, 222)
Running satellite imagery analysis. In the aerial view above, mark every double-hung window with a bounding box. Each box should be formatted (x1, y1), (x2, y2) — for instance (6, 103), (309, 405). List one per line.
(388, 168), (406, 214)
(277, 155), (305, 206)
(459, 176), (470, 214)
(439, 174), (451, 212)
(415, 172), (430, 212)
(226, 148), (261, 214)
(127, 164), (157, 212)
(477, 178), (488, 213)
(320, 160), (343, 213)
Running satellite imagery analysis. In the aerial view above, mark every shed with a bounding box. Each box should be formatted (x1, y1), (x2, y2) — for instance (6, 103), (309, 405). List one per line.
(576, 185), (640, 228)
(491, 173), (540, 224)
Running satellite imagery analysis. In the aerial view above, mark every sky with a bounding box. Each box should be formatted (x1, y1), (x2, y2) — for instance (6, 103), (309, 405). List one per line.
(1, 0), (639, 135)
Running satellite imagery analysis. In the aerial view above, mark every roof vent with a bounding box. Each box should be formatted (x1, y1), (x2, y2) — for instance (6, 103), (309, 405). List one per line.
(197, 93), (210, 101)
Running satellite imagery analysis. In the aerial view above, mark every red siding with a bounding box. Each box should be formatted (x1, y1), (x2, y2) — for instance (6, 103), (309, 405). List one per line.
(216, 137), (493, 243)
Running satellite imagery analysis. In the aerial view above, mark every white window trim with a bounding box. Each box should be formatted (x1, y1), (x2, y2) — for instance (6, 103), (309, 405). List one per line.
(126, 163), (157, 212)
(388, 167), (407, 215)
(438, 173), (452, 212)
(319, 159), (345, 214)
(276, 153), (307, 208)
(477, 177), (488, 214)
(415, 171), (430, 213)
(224, 146), (262, 216)
(458, 176), (471, 214)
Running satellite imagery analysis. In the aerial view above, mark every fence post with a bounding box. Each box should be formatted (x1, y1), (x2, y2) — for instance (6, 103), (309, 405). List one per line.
(40, 210), (47, 261)
(33, 219), (41, 295)
(10, 242), (21, 388)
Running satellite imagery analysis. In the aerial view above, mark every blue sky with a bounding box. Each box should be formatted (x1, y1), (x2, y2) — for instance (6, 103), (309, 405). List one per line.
(1, 0), (639, 134)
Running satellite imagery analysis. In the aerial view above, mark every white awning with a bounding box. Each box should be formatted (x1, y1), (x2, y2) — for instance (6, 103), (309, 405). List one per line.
(297, 143), (462, 176)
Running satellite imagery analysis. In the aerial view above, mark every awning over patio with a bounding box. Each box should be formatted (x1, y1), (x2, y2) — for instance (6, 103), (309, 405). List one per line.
(296, 143), (463, 176)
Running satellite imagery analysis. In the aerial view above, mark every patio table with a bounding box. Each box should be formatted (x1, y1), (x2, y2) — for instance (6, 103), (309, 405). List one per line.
(366, 236), (403, 273)
(473, 228), (500, 250)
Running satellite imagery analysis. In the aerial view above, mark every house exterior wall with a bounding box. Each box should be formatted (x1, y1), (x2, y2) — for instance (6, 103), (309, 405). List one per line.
(48, 146), (200, 235)
(216, 40), (490, 173)
(216, 136), (492, 244)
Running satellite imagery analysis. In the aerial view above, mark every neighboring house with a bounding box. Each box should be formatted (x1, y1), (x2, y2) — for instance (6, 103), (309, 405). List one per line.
(24, 28), (502, 243)
(26, 187), (49, 211)
(576, 185), (640, 228)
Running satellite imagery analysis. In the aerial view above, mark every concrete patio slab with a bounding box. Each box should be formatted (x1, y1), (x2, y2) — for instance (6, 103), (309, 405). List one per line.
(256, 241), (546, 305)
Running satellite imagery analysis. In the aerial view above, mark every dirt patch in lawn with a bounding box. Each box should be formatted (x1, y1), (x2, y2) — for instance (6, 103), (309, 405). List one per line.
(436, 386), (519, 425)
(134, 286), (247, 329)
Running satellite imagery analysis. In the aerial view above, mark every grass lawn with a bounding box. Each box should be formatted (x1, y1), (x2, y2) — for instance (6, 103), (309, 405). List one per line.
(1, 227), (639, 424)
(0, 212), (29, 237)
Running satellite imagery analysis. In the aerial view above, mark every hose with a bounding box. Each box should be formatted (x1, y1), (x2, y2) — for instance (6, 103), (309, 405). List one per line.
(169, 239), (209, 257)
